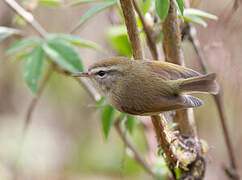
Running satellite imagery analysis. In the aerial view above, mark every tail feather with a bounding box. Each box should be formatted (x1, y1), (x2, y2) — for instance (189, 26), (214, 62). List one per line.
(179, 73), (219, 94)
(183, 95), (203, 108)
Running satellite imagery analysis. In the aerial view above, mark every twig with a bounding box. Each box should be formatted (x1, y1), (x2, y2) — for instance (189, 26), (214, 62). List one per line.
(120, 0), (143, 59)
(4, 0), (47, 37)
(185, 21), (239, 179)
(114, 117), (156, 177)
(132, 0), (158, 60)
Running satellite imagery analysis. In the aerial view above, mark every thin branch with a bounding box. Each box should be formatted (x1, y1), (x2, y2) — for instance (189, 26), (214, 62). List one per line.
(185, 21), (239, 179)
(4, 0), (47, 37)
(132, 0), (158, 60)
(120, 0), (143, 59)
(114, 117), (156, 177)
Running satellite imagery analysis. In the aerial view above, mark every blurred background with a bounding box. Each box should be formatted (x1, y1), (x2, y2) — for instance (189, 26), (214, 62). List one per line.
(0, 0), (241, 179)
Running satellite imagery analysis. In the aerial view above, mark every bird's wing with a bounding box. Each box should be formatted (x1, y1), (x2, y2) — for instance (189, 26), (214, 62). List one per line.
(146, 60), (201, 80)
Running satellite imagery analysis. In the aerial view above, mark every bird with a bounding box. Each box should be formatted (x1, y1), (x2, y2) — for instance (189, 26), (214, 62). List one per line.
(72, 57), (219, 116)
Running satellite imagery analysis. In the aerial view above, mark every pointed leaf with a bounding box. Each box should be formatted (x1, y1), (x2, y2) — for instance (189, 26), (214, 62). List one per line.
(38, 0), (62, 6)
(46, 34), (103, 51)
(69, 0), (98, 6)
(23, 46), (45, 94)
(75, 0), (116, 28)
(184, 15), (207, 27)
(176, 0), (184, 15)
(101, 104), (116, 139)
(43, 40), (83, 73)
(184, 8), (218, 20)
(0, 26), (22, 41)
(125, 115), (135, 134)
(7, 37), (42, 54)
(155, 0), (170, 21)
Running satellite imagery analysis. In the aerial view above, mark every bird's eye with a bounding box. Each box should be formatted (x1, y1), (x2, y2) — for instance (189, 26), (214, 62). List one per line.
(97, 70), (106, 77)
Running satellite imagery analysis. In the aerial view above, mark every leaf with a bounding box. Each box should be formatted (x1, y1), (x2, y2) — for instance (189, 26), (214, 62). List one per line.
(43, 40), (83, 73)
(101, 104), (116, 139)
(157, 147), (163, 156)
(11, 53), (28, 61)
(107, 25), (132, 57)
(7, 37), (42, 54)
(75, 0), (116, 27)
(184, 8), (218, 20)
(69, 0), (98, 6)
(96, 97), (106, 105)
(38, 0), (62, 6)
(0, 26), (22, 41)
(155, 0), (170, 21)
(184, 15), (207, 27)
(176, 0), (184, 15)
(174, 168), (181, 179)
(46, 34), (103, 51)
(23, 46), (45, 94)
(140, 0), (152, 14)
(125, 115), (135, 134)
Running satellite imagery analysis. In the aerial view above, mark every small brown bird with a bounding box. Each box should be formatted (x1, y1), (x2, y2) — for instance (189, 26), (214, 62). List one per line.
(73, 57), (219, 115)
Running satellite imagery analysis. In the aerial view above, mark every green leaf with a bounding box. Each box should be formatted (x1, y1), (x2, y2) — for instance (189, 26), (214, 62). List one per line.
(184, 8), (218, 20)
(125, 115), (135, 134)
(174, 167), (181, 179)
(96, 97), (106, 105)
(7, 37), (42, 54)
(157, 147), (163, 156)
(23, 46), (45, 94)
(107, 25), (132, 57)
(43, 40), (83, 73)
(38, 0), (62, 6)
(101, 104), (116, 139)
(139, 0), (152, 14)
(184, 15), (207, 27)
(69, 0), (98, 6)
(75, 0), (116, 27)
(0, 26), (22, 41)
(46, 34), (103, 51)
(155, 0), (170, 21)
(176, 0), (184, 15)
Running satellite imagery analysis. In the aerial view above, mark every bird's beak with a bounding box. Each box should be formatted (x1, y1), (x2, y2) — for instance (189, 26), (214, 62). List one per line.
(72, 72), (90, 77)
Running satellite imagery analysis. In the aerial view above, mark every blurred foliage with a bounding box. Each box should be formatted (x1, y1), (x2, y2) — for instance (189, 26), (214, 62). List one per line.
(0, 0), (222, 179)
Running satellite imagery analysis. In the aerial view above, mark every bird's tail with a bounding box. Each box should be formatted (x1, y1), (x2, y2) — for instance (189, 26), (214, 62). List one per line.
(179, 73), (219, 94)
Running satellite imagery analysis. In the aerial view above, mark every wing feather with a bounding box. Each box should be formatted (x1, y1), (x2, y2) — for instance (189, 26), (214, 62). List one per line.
(146, 60), (201, 80)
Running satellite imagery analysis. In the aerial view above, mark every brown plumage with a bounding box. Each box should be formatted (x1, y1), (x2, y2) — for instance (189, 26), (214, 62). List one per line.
(73, 57), (219, 115)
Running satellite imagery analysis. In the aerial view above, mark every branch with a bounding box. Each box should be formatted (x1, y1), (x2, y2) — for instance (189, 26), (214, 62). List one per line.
(161, 0), (205, 177)
(120, 0), (143, 59)
(132, 0), (158, 60)
(114, 117), (156, 177)
(184, 21), (239, 180)
(119, 0), (198, 177)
